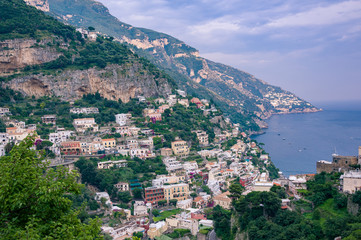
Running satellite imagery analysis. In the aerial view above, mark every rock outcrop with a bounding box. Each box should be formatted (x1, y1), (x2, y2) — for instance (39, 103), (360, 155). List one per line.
(0, 38), (61, 75)
(6, 63), (172, 102)
(24, 0), (49, 12)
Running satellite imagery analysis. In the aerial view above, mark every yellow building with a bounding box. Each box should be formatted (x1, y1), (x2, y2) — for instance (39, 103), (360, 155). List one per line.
(171, 140), (189, 157)
(163, 183), (189, 203)
(102, 138), (116, 149)
(213, 191), (232, 209)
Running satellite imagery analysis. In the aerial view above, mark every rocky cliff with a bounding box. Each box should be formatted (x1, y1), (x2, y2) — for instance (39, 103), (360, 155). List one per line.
(0, 38), (61, 75)
(6, 63), (172, 102)
(24, 0), (49, 12)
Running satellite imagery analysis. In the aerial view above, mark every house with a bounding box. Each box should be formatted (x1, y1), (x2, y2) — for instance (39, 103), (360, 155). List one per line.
(183, 161), (199, 174)
(253, 182), (274, 192)
(114, 182), (129, 192)
(134, 201), (148, 216)
(176, 199), (192, 209)
(163, 157), (183, 172)
(193, 196), (206, 208)
(70, 107), (99, 114)
(147, 221), (168, 239)
(166, 216), (198, 236)
(193, 130), (209, 146)
(95, 192), (112, 206)
(97, 160), (127, 169)
(213, 191), (232, 209)
(163, 183), (189, 203)
(157, 104), (170, 114)
(41, 115), (56, 125)
(115, 113), (132, 126)
(102, 138), (116, 149)
(341, 170), (361, 193)
(177, 99), (189, 107)
(160, 148), (173, 157)
(49, 131), (73, 144)
(0, 133), (9, 145)
(60, 141), (81, 155)
(73, 118), (98, 132)
(145, 187), (165, 204)
(171, 140), (189, 157)
(0, 107), (10, 116)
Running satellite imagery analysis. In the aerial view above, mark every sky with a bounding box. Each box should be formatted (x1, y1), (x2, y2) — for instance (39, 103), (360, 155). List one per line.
(97, 0), (361, 103)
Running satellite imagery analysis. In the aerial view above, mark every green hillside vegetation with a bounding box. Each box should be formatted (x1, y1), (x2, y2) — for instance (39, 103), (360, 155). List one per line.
(212, 173), (361, 240)
(144, 103), (217, 150)
(0, 0), (78, 41)
(0, 137), (102, 239)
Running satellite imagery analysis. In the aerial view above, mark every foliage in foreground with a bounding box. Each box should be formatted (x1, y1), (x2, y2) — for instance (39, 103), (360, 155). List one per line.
(0, 137), (102, 239)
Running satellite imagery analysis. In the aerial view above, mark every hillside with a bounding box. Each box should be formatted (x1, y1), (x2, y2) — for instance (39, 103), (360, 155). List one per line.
(44, 0), (319, 122)
(0, 0), (174, 103)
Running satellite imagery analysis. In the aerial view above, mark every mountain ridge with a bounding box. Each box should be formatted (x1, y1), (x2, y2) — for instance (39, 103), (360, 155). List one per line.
(43, 0), (319, 123)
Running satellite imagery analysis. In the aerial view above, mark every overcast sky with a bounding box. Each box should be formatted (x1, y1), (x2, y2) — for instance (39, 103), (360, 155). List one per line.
(97, 0), (361, 103)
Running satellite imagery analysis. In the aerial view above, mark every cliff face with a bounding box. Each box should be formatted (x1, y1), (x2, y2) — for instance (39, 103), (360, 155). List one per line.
(0, 38), (61, 75)
(6, 63), (172, 102)
(24, 0), (49, 12)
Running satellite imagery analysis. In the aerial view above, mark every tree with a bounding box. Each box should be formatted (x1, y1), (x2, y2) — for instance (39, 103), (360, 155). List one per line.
(118, 191), (132, 203)
(132, 188), (143, 199)
(0, 137), (102, 239)
(190, 192), (198, 199)
(229, 183), (244, 199)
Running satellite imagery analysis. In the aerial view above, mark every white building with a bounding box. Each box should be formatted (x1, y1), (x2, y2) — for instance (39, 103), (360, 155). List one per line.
(70, 107), (99, 114)
(73, 118), (98, 132)
(115, 113), (132, 126)
(97, 160), (127, 169)
(134, 201), (148, 216)
(341, 170), (361, 193)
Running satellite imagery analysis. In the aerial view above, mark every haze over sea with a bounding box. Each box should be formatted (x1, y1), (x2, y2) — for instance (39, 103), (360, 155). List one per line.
(252, 101), (361, 176)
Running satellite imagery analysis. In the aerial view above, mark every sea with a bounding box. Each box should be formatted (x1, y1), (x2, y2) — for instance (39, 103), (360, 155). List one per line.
(252, 101), (361, 176)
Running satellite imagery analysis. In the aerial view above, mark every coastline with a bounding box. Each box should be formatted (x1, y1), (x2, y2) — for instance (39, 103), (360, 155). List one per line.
(250, 107), (322, 137)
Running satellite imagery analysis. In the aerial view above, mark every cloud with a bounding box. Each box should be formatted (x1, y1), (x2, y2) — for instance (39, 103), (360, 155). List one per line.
(266, 1), (361, 28)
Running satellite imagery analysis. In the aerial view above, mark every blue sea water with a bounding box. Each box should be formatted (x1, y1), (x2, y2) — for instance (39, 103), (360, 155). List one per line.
(252, 101), (361, 176)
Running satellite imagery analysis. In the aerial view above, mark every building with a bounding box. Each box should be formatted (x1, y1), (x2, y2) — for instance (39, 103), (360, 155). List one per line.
(147, 221), (168, 239)
(73, 118), (98, 132)
(145, 187), (165, 204)
(163, 157), (183, 172)
(157, 104), (170, 114)
(102, 138), (116, 149)
(177, 99), (189, 107)
(70, 107), (99, 114)
(176, 199), (192, 209)
(193, 130), (209, 146)
(49, 131), (73, 144)
(95, 192), (112, 206)
(213, 191), (232, 209)
(341, 170), (361, 193)
(114, 182), (129, 192)
(0, 133), (9, 145)
(171, 140), (189, 157)
(134, 201), (148, 216)
(0, 144), (5, 157)
(60, 141), (81, 155)
(161, 148), (173, 157)
(115, 113), (132, 126)
(163, 183), (189, 203)
(317, 150), (360, 173)
(253, 182), (274, 192)
(0, 107), (10, 116)
(97, 160), (127, 169)
(41, 115), (56, 125)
